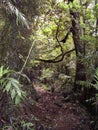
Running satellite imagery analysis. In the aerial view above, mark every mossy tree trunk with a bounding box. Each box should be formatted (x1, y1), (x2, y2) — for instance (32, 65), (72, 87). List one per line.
(68, 0), (87, 92)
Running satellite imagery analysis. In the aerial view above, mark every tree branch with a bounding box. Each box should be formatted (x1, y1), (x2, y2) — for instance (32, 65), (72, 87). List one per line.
(60, 27), (72, 43)
(55, 21), (64, 54)
(36, 48), (75, 63)
(18, 40), (36, 80)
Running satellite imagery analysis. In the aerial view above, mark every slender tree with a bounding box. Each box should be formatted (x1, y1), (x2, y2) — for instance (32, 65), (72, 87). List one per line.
(68, 0), (87, 92)
(95, 0), (98, 68)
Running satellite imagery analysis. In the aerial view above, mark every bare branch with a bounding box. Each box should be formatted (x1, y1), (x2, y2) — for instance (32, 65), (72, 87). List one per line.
(60, 27), (72, 43)
(18, 40), (36, 80)
(55, 18), (64, 54)
(36, 48), (75, 63)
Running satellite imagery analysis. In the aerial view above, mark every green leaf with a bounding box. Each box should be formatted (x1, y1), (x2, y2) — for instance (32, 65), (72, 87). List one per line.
(8, 78), (20, 84)
(3, 68), (11, 75)
(0, 66), (3, 78)
(17, 89), (22, 97)
(11, 89), (16, 100)
(43, 27), (51, 35)
(12, 81), (21, 92)
(15, 95), (21, 105)
(0, 66), (26, 104)
(5, 81), (12, 92)
(2, 80), (9, 91)
(58, 2), (68, 11)
(0, 78), (7, 86)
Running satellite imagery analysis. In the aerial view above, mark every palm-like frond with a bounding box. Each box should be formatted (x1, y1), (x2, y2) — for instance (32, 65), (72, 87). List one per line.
(1, 0), (30, 29)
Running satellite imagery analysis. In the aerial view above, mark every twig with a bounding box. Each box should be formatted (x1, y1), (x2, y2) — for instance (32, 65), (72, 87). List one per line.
(55, 18), (64, 54)
(18, 40), (35, 80)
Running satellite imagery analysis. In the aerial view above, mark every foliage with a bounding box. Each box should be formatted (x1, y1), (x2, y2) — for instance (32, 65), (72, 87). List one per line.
(91, 67), (98, 91)
(20, 120), (34, 130)
(0, 66), (26, 105)
(0, 0), (98, 127)
(0, 0), (29, 29)
(2, 120), (35, 130)
(40, 68), (54, 80)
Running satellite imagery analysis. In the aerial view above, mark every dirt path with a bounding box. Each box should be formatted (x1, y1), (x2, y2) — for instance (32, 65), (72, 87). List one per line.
(19, 84), (93, 130)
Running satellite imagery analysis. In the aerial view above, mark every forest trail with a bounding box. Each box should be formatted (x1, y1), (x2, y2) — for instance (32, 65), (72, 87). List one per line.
(18, 84), (93, 130)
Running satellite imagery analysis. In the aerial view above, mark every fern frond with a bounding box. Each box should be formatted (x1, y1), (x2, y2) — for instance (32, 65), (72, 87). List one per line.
(76, 80), (91, 87)
(1, 1), (30, 29)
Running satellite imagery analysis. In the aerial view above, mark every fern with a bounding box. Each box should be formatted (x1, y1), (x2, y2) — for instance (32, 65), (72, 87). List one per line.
(0, 66), (26, 105)
(76, 67), (98, 89)
(91, 67), (98, 90)
(76, 80), (91, 88)
(1, 1), (29, 29)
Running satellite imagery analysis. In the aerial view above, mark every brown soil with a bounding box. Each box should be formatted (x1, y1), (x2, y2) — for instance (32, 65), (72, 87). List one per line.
(18, 84), (93, 130)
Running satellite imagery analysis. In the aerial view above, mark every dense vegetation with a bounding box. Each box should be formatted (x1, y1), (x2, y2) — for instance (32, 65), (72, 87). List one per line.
(0, 0), (98, 129)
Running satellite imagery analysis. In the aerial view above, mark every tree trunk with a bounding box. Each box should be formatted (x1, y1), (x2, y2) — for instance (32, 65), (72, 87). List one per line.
(8, 17), (19, 70)
(95, 0), (98, 68)
(68, 0), (87, 92)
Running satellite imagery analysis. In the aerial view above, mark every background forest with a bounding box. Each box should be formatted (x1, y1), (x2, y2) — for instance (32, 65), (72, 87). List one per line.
(0, 0), (98, 130)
